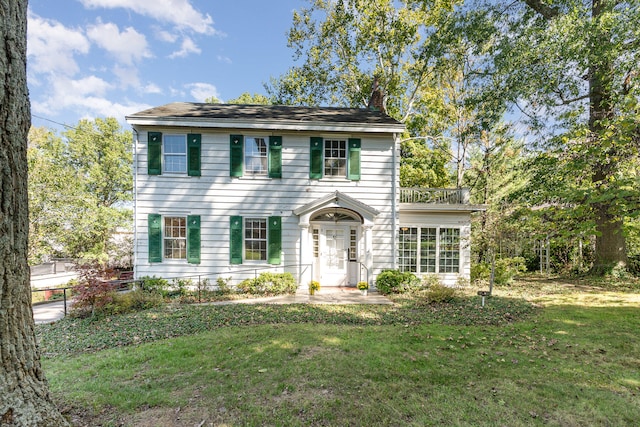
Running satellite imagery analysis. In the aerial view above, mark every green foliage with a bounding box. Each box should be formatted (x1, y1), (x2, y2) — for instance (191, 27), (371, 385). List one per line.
(237, 273), (297, 295)
(140, 276), (170, 296)
(357, 281), (369, 291)
(226, 92), (272, 105)
(27, 119), (132, 263)
(375, 269), (420, 295)
(103, 290), (164, 316)
(399, 139), (451, 188)
(215, 277), (233, 294)
(470, 262), (490, 283)
(422, 283), (457, 304)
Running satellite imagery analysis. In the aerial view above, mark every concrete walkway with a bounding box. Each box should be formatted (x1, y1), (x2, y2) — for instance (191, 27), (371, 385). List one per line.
(33, 287), (391, 324)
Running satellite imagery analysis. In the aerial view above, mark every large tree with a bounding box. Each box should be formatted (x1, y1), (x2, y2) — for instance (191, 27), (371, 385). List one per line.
(0, 0), (69, 424)
(27, 119), (132, 263)
(481, 0), (640, 272)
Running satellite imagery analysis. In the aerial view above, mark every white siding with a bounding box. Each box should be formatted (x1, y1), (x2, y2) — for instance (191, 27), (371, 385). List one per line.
(133, 128), (396, 286)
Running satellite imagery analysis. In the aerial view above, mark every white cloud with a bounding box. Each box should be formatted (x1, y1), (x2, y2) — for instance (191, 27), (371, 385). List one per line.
(169, 37), (201, 58)
(87, 20), (152, 65)
(185, 83), (220, 102)
(27, 12), (90, 76)
(156, 29), (178, 43)
(78, 0), (219, 35)
(141, 83), (162, 95)
(217, 55), (232, 64)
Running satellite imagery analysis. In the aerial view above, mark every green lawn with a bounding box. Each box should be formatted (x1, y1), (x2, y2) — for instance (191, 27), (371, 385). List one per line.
(38, 277), (640, 426)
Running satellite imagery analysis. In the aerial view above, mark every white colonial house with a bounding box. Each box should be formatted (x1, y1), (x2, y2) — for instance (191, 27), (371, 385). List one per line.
(125, 102), (483, 289)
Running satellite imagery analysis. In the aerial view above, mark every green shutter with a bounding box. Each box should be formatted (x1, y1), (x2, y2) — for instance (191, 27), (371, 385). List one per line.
(348, 138), (361, 180)
(230, 216), (243, 264)
(187, 215), (201, 264)
(148, 214), (162, 263)
(187, 134), (201, 176)
(310, 137), (323, 179)
(268, 216), (282, 265)
(268, 136), (282, 178)
(230, 134), (244, 177)
(148, 132), (162, 175)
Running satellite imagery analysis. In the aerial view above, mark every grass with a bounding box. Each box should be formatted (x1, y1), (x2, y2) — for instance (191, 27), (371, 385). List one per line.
(37, 276), (640, 426)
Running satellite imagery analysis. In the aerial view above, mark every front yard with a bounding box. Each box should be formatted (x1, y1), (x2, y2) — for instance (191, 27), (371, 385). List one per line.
(37, 276), (640, 426)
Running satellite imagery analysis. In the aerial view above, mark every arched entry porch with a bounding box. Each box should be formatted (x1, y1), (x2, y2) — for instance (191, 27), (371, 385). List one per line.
(293, 191), (379, 287)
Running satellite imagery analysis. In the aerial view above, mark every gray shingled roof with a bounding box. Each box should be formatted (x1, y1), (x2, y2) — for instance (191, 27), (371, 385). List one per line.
(126, 102), (403, 126)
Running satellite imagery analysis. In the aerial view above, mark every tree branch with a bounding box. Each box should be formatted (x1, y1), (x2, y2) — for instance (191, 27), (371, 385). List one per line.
(523, 0), (561, 19)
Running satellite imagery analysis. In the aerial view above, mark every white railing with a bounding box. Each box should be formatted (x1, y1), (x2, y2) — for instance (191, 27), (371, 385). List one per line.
(400, 188), (470, 204)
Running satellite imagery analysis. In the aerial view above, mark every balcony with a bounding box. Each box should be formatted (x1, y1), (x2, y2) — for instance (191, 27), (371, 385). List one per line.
(400, 188), (470, 204)
(399, 188), (484, 212)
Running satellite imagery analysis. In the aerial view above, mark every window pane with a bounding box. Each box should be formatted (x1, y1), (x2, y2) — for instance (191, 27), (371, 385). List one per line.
(420, 228), (437, 273)
(324, 140), (346, 176)
(439, 228), (460, 273)
(164, 135), (187, 173)
(245, 218), (267, 261)
(398, 227), (418, 272)
(164, 217), (186, 259)
(245, 137), (268, 175)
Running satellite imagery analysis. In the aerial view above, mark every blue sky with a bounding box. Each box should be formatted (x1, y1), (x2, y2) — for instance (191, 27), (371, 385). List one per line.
(27, 0), (306, 131)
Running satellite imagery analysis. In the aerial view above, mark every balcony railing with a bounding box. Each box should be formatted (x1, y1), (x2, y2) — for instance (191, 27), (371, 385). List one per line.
(400, 188), (470, 204)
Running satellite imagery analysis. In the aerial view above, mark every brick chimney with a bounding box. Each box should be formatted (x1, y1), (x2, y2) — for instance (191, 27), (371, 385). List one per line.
(367, 77), (385, 113)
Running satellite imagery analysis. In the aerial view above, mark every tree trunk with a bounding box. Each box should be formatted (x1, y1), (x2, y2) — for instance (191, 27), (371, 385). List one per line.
(588, 0), (628, 274)
(0, 0), (69, 425)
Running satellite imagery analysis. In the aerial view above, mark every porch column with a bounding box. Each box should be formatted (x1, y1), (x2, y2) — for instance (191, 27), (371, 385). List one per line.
(363, 224), (374, 284)
(298, 224), (310, 285)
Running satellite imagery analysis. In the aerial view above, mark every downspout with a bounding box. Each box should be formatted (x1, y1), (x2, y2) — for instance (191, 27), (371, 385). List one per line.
(392, 133), (398, 269)
(132, 129), (138, 279)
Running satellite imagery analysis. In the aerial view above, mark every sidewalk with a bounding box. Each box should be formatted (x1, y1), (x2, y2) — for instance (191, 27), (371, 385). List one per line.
(33, 299), (69, 324)
(33, 287), (391, 324)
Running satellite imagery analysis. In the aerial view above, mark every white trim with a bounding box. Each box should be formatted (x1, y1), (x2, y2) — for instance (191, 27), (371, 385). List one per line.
(125, 117), (406, 134)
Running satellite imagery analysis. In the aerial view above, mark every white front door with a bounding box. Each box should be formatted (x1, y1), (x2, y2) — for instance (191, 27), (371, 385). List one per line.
(319, 226), (348, 287)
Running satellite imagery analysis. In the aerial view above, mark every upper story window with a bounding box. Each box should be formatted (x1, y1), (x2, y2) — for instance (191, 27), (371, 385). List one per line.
(164, 135), (187, 173)
(147, 132), (201, 176)
(245, 137), (268, 175)
(324, 139), (347, 176)
(310, 137), (360, 180)
(230, 135), (282, 178)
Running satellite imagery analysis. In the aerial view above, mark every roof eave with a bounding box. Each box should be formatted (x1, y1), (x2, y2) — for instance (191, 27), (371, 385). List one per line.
(125, 116), (406, 134)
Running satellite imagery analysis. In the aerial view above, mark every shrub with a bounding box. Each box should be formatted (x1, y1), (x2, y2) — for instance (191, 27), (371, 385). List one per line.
(70, 261), (118, 318)
(471, 258), (527, 286)
(423, 283), (457, 304)
(375, 269), (419, 295)
(215, 277), (233, 294)
(471, 262), (491, 283)
(494, 257), (527, 285)
(237, 272), (297, 295)
(170, 278), (192, 297)
(103, 290), (164, 315)
(140, 276), (170, 295)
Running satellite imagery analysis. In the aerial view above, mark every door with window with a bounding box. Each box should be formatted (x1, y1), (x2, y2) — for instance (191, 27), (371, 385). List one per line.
(318, 226), (348, 287)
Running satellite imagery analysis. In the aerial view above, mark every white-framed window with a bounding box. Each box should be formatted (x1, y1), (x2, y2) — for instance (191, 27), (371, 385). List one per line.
(439, 228), (460, 273)
(245, 218), (267, 261)
(324, 139), (347, 177)
(398, 227), (460, 274)
(164, 216), (186, 259)
(163, 134), (187, 173)
(245, 137), (268, 175)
